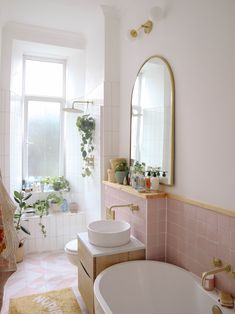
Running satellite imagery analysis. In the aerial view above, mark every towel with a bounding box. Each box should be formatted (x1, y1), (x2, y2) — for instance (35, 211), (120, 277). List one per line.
(0, 170), (18, 272)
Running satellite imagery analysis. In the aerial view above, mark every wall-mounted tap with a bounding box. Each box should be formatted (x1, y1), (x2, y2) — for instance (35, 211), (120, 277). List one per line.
(202, 262), (231, 290)
(106, 204), (139, 220)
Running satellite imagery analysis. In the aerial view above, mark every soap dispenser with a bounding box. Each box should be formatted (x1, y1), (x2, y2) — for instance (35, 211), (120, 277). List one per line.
(150, 172), (159, 191)
(145, 171), (151, 191)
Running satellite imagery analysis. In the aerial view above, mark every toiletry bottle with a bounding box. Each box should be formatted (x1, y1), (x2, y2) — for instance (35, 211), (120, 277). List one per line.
(150, 172), (159, 191)
(145, 171), (151, 191)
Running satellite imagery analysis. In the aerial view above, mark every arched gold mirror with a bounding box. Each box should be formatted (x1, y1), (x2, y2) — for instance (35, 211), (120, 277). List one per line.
(130, 55), (175, 186)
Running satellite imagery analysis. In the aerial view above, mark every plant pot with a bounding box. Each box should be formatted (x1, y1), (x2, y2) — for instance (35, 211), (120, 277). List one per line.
(16, 245), (24, 263)
(50, 203), (62, 213)
(115, 171), (126, 184)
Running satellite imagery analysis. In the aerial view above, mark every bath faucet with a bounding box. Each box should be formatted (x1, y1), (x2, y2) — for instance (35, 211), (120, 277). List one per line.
(202, 264), (231, 289)
(212, 305), (222, 314)
(106, 204), (139, 220)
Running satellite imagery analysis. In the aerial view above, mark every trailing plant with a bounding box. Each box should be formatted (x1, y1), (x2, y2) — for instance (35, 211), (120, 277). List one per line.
(76, 114), (95, 177)
(32, 199), (50, 237)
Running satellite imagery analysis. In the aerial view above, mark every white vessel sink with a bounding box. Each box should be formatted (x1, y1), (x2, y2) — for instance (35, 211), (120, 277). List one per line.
(87, 220), (131, 247)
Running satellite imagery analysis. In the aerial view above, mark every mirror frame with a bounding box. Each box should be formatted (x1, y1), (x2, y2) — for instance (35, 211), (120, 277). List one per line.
(129, 55), (175, 186)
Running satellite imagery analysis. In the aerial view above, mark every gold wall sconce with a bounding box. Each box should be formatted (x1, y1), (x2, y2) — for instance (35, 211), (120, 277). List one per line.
(130, 20), (153, 38)
(129, 6), (163, 39)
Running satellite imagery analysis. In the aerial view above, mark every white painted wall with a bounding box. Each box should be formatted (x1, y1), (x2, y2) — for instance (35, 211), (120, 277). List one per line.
(119, 0), (235, 210)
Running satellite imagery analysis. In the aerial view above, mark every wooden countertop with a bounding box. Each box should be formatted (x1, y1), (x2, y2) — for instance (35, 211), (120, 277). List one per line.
(103, 181), (166, 199)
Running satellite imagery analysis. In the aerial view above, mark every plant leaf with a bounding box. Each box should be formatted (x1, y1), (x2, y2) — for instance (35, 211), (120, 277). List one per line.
(14, 191), (22, 199)
(23, 193), (32, 201)
(20, 225), (31, 235)
(14, 197), (20, 204)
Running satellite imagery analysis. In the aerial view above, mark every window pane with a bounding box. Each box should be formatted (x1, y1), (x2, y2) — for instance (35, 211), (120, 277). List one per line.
(27, 101), (61, 177)
(25, 59), (64, 97)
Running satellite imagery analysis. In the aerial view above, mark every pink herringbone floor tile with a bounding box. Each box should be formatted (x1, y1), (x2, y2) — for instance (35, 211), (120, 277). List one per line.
(2, 251), (88, 314)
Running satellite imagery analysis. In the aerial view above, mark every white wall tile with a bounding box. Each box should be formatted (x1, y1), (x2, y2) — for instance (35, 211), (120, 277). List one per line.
(111, 81), (120, 107)
(24, 212), (86, 254)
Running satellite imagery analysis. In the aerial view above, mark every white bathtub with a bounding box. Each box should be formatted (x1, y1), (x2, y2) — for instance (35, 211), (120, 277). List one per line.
(94, 261), (233, 314)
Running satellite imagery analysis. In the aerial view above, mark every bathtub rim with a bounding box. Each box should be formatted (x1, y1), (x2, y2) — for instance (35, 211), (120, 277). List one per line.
(94, 260), (231, 314)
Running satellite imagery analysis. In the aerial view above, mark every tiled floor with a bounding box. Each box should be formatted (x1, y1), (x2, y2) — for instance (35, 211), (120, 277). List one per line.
(2, 251), (89, 314)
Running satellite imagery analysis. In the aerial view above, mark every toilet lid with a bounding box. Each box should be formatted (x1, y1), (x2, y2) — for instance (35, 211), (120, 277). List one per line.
(65, 239), (77, 253)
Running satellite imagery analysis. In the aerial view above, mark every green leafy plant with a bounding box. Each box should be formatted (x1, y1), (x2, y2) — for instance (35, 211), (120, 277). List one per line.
(13, 191), (32, 242)
(115, 161), (128, 172)
(14, 191), (49, 243)
(40, 176), (70, 192)
(47, 192), (64, 205)
(32, 199), (49, 237)
(133, 161), (146, 174)
(76, 114), (95, 177)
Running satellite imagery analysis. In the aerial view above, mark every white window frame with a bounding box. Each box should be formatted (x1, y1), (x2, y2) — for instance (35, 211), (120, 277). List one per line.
(22, 55), (66, 180)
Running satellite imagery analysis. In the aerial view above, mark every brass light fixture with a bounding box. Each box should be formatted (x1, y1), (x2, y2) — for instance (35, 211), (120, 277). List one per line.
(129, 6), (163, 39)
(130, 20), (153, 38)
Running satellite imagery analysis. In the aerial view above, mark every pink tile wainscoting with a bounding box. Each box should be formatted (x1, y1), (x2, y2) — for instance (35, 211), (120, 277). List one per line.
(104, 184), (235, 296)
(166, 198), (235, 296)
(104, 185), (167, 260)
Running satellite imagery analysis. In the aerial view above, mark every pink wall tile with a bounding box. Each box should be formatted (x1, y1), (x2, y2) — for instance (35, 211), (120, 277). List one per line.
(104, 185), (235, 296)
(166, 199), (235, 297)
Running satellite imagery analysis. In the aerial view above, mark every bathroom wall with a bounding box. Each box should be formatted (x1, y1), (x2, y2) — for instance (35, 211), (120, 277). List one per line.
(166, 198), (235, 296)
(22, 212), (86, 254)
(104, 184), (235, 296)
(102, 6), (120, 178)
(118, 0), (235, 211)
(100, 6), (121, 218)
(104, 184), (166, 260)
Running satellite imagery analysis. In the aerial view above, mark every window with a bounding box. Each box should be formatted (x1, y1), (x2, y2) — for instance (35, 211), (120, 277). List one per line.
(23, 56), (66, 181)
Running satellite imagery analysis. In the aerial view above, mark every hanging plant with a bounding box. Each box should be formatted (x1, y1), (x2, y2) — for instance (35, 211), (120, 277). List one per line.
(76, 114), (95, 177)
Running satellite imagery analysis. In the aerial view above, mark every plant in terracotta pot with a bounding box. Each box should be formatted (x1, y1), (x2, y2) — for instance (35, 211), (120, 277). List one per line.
(115, 161), (128, 184)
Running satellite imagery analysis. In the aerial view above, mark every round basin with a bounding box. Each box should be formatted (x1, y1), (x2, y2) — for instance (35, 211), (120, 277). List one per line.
(87, 220), (131, 247)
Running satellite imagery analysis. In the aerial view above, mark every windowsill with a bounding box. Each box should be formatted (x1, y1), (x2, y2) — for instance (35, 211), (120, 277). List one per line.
(22, 211), (85, 220)
(22, 190), (70, 194)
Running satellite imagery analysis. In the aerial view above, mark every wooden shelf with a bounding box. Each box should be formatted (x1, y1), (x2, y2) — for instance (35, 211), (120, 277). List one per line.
(103, 181), (166, 199)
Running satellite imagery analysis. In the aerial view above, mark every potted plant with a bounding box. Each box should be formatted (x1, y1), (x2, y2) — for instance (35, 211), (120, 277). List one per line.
(13, 191), (32, 262)
(40, 176), (70, 192)
(13, 191), (49, 262)
(133, 161), (146, 175)
(76, 114), (95, 177)
(130, 161), (146, 189)
(115, 161), (128, 184)
(47, 192), (64, 213)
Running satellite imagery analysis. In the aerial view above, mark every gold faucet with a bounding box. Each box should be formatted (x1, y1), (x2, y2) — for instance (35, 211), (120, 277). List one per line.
(202, 263), (231, 289)
(106, 204), (139, 220)
(212, 305), (222, 314)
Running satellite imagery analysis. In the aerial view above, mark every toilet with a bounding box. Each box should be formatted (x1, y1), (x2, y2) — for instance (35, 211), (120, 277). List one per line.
(64, 239), (79, 266)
